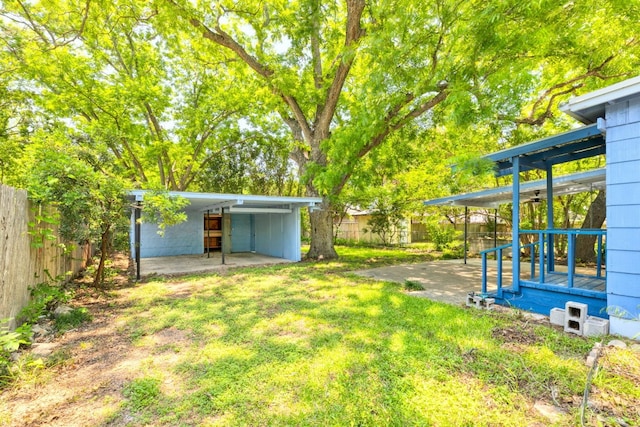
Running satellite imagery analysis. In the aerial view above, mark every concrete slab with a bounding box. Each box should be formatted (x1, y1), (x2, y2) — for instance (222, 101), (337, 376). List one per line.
(140, 252), (293, 276)
(354, 259), (509, 306)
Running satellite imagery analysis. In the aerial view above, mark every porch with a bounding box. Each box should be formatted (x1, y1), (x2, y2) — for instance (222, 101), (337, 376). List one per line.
(425, 124), (608, 318)
(481, 229), (607, 317)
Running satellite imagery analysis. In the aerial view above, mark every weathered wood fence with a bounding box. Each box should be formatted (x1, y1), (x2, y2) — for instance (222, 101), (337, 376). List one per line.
(1, 184), (90, 329)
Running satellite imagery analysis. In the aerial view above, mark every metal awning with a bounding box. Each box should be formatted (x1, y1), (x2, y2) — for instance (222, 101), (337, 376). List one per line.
(129, 190), (322, 214)
(424, 168), (605, 208)
(485, 124), (605, 177)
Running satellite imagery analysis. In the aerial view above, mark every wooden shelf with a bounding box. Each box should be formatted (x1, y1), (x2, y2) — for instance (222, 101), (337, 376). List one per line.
(204, 213), (222, 252)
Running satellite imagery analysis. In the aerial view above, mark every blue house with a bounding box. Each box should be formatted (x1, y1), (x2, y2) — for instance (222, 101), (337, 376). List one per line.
(425, 76), (640, 339)
(129, 191), (321, 274)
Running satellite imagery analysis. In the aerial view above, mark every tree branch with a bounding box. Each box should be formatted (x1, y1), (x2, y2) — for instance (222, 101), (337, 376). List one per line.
(314, 0), (365, 138)
(333, 87), (449, 194)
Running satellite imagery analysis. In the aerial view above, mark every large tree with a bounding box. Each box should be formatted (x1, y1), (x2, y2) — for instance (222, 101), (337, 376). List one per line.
(0, 0), (262, 191)
(164, 0), (639, 259)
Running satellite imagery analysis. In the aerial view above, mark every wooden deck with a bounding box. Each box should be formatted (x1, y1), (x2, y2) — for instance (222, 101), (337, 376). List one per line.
(528, 272), (606, 292)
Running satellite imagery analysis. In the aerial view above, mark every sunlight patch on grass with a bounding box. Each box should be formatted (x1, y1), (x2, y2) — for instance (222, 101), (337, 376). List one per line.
(108, 247), (633, 425)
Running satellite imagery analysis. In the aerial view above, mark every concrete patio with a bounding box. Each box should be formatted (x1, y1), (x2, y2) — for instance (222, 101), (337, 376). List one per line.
(139, 252), (293, 277)
(354, 259), (509, 306)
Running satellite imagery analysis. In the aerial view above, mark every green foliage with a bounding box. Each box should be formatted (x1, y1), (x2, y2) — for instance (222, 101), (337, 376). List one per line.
(18, 279), (72, 325)
(365, 200), (407, 246)
(425, 223), (459, 252)
(123, 377), (162, 411)
(140, 190), (190, 236)
(54, 308), (92, 334)
(0, 321), (32, 387)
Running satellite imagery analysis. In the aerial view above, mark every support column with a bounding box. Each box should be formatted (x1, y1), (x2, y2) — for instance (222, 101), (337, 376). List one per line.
(464, 206), (468, 265)
(546, 164), (555, 273)
(512, 156), (520, 292)
(134, 201), (141, 281)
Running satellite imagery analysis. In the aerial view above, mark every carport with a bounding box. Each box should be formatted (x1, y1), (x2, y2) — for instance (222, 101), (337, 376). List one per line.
(128, 190), (322, 279)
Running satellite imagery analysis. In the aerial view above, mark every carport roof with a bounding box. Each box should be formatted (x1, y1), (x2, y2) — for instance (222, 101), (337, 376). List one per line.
(423, 168), (605, 208)
(129, 190), (322, 213)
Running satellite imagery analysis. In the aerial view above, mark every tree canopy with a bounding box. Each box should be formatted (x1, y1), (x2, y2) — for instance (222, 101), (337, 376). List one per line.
(1, 0), (639, 260)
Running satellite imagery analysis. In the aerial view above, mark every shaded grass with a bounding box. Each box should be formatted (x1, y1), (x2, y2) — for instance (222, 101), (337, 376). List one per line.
(105, 250), (613, 427)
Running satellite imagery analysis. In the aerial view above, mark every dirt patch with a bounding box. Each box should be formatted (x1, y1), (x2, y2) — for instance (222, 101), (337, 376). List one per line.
(0, 254), (164, 427)
(587, 347), (640, 424)
(491, 324), (544, 347)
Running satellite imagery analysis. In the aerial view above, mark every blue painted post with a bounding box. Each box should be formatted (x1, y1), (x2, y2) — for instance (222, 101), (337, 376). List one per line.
(567, 232), (575, 288)
(546, 164), (555, 273)
(596, 233), (603, 278)
(539, 231), (545, 284)
(530, 245), (535, 279)
(497, 248), (503, 298)
(512, 156), (521, 292)
(482, 253), (487, 294)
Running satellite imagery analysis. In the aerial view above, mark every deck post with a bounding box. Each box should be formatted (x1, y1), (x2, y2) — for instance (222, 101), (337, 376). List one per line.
(567, 232), (575, 288)
(512, 156), (521, 292)
(546, 164), (555, 273)
(464, 206), (468, 265)
(493, 209), (498, 259)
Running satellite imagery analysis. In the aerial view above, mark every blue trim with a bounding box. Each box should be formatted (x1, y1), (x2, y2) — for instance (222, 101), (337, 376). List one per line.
(519, 280), (607, 299)
(512, 156), (520, 292)
(423, 168), (605, 208)
(484, 124), (603, 174)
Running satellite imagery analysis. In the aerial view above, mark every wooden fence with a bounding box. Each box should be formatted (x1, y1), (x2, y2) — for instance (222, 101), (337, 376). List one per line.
(0, 184), (90, 329)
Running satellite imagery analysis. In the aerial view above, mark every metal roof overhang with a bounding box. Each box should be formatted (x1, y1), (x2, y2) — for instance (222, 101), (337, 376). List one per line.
(424, 168), (605, 209)
(129, 190), (322, 214)
(484, 124), (605, 177)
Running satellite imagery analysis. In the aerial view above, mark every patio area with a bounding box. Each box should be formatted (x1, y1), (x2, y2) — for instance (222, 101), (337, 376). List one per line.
(354, 259), (503, 306)
(139, 252), (293, 277)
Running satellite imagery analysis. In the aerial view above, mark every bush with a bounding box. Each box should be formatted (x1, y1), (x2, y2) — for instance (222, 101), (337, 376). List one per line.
(18, 279), (72, 325)
(426, 223), (460, 251)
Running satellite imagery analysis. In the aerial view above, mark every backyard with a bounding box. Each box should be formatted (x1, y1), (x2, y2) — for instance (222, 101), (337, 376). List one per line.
(1, 246), (639, 426)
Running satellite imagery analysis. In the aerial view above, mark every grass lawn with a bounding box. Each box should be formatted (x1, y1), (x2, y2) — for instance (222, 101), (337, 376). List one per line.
(2, 245), (639, 426)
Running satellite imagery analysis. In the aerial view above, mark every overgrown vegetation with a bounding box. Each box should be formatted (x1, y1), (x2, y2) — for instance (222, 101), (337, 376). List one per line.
(0, 275), (91, 387)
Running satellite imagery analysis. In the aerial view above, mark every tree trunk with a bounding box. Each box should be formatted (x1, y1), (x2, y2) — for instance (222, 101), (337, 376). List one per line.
(93, 224), (111, 287)
(306, 198), (338, 260)
(575, 190), (606, 263)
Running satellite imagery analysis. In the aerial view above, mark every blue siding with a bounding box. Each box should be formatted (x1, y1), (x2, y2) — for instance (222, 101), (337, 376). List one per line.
(607, 206), (640, 228)
(607, 228), (640, 249)
(231, 214), (252, 252)
(605, 99), (640, 322)
(254, 214), (284, 258)
(139, 209), (203, 257)
(606, 160), (640, 185)
(282, 208), (302, 261)
(607, 183), (640, 206)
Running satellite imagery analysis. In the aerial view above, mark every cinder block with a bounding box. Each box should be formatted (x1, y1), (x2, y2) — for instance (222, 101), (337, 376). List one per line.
(481, 298), (495, 310)
(473, 295), (483, 309)
(584, 316), (610, 337)
(564, 301), (588, 335)
(466, 293), (476, 308)
(550, 308), (565, 326)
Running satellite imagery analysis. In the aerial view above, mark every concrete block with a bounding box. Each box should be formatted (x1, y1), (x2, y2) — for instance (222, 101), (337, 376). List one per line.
(481, 298), (495, 310)
(564, 301), (588, 335)
(473, 295), (483, 309)
(550, 308), (565, 326)
(466, 293), (476, 308)
(584, 316), (610, 337)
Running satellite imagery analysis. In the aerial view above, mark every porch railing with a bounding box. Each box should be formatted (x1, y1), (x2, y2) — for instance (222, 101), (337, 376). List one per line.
(481, 229), (606, 297)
